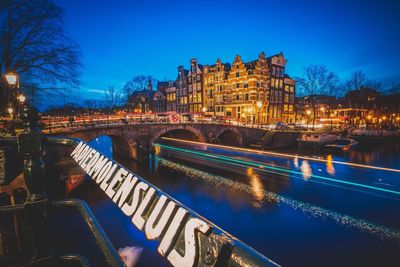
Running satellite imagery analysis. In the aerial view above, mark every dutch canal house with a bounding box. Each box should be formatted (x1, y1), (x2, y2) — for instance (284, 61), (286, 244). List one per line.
(127, 79), (155, 113)
(152, 52), (296, 123)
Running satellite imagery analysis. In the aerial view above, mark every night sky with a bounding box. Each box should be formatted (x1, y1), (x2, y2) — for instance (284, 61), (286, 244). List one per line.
(55, 0), (400, 103)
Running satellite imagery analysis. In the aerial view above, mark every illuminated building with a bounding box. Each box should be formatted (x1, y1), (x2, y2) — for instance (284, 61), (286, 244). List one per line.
(187, 58), (203, 113)
(165, 81), (177, 112)
(214, 52), (270, 124)
(203, 59), (231, 116)
(176, 66), (189, 113)
(152, 51), (297, 123)
(267, 53), (295, 123)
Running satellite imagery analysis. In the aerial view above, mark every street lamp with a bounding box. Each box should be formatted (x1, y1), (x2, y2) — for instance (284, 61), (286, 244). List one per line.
(256, 101), (262, 128)
(18, 94), (26, 103)
(4, 72), (19, 116)
(7, 107), (14, 119)
(5, 72), (18, 87)
(306, 109), (312, 130)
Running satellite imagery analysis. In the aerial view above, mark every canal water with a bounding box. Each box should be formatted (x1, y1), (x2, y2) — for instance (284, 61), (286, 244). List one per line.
(75, 136), (400, 267)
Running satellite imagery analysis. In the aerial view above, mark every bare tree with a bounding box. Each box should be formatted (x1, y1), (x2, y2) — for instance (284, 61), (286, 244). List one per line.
(104, 86), (122, 108)
(0, 0), (82, 110)
(296, 65), (339, 128)
(122, 75), (157, 97)
(344, 71), (367, 91)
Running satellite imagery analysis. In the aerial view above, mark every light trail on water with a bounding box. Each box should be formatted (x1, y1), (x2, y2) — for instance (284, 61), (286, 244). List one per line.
(155, 143), (400, 197)
(161, 137), (400, 173)
(158, 158), (400, 243)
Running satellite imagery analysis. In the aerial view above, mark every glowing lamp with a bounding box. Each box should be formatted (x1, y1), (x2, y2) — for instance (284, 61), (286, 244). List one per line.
(18, 94), (26, 103)
(5, 72), (18, 86)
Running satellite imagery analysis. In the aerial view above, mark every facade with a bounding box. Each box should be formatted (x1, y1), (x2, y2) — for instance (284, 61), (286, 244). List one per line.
(267, 53), (295, 123)
(165, 81), (177, 112)
(145, 51), (297, 124)
(203, 59), (231, 116)
(127, 80), (154, 113)
(153, 90), (166, 113)
(176, 66), (189, 113)
(187, 58), (203, 113)
(213, 53), (270, 124)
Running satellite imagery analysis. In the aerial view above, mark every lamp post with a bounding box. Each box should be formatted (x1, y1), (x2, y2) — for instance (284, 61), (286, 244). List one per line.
(4, 71), (19, 117)
(306, 109), (312, 130)
(17, 94), (26, 119)
(257, 101), (262, 128)
(7, 107), (14, 119)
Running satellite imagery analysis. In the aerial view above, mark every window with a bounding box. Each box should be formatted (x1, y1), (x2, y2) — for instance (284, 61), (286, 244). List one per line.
(236, 71), (239, 77)
(236, 94), (240, 101)
(279, 80), (283, 88)
(244, 82), (248, 88)
(245, 93), (249, 101)
(236, 83), (240, 88)
(257, 82), (260, 87)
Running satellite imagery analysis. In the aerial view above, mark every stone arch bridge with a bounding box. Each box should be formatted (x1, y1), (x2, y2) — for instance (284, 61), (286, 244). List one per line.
(53, 124), (297, 160)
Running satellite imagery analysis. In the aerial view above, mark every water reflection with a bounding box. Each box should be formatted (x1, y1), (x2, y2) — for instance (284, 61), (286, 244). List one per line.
(247, 168), (266, 205)
(326, 154), (336, 175)
(300, 160), (312, 181)
(157, 157), (400, 242)
(293, 156), (299, 168)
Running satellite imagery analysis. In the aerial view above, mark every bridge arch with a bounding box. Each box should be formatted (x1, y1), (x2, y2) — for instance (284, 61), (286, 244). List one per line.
(88, 134), (136, 159)
(150, 125), (206, 146)
(215, 127), (243, 146)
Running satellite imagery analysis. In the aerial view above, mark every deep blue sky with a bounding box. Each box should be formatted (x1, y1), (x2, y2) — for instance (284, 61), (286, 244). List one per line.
(55, 0), (400, 104)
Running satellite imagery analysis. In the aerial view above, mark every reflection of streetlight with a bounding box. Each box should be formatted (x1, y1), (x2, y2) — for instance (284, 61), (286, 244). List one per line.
(256, 101), (262, 128)
(202, 106), (207, 113)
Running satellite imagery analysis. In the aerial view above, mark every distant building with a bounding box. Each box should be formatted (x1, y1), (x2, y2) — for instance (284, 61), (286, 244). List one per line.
(149, 51), (297, 123)
(165, 81), (177, 112)
(267, 53), (295, 123)
(187, 58), (203, 113)
(203, 58), (230, 116)
(176, 66), (189, 113)
(213, 53), (270, 124)
(127, 79), (154, 113)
